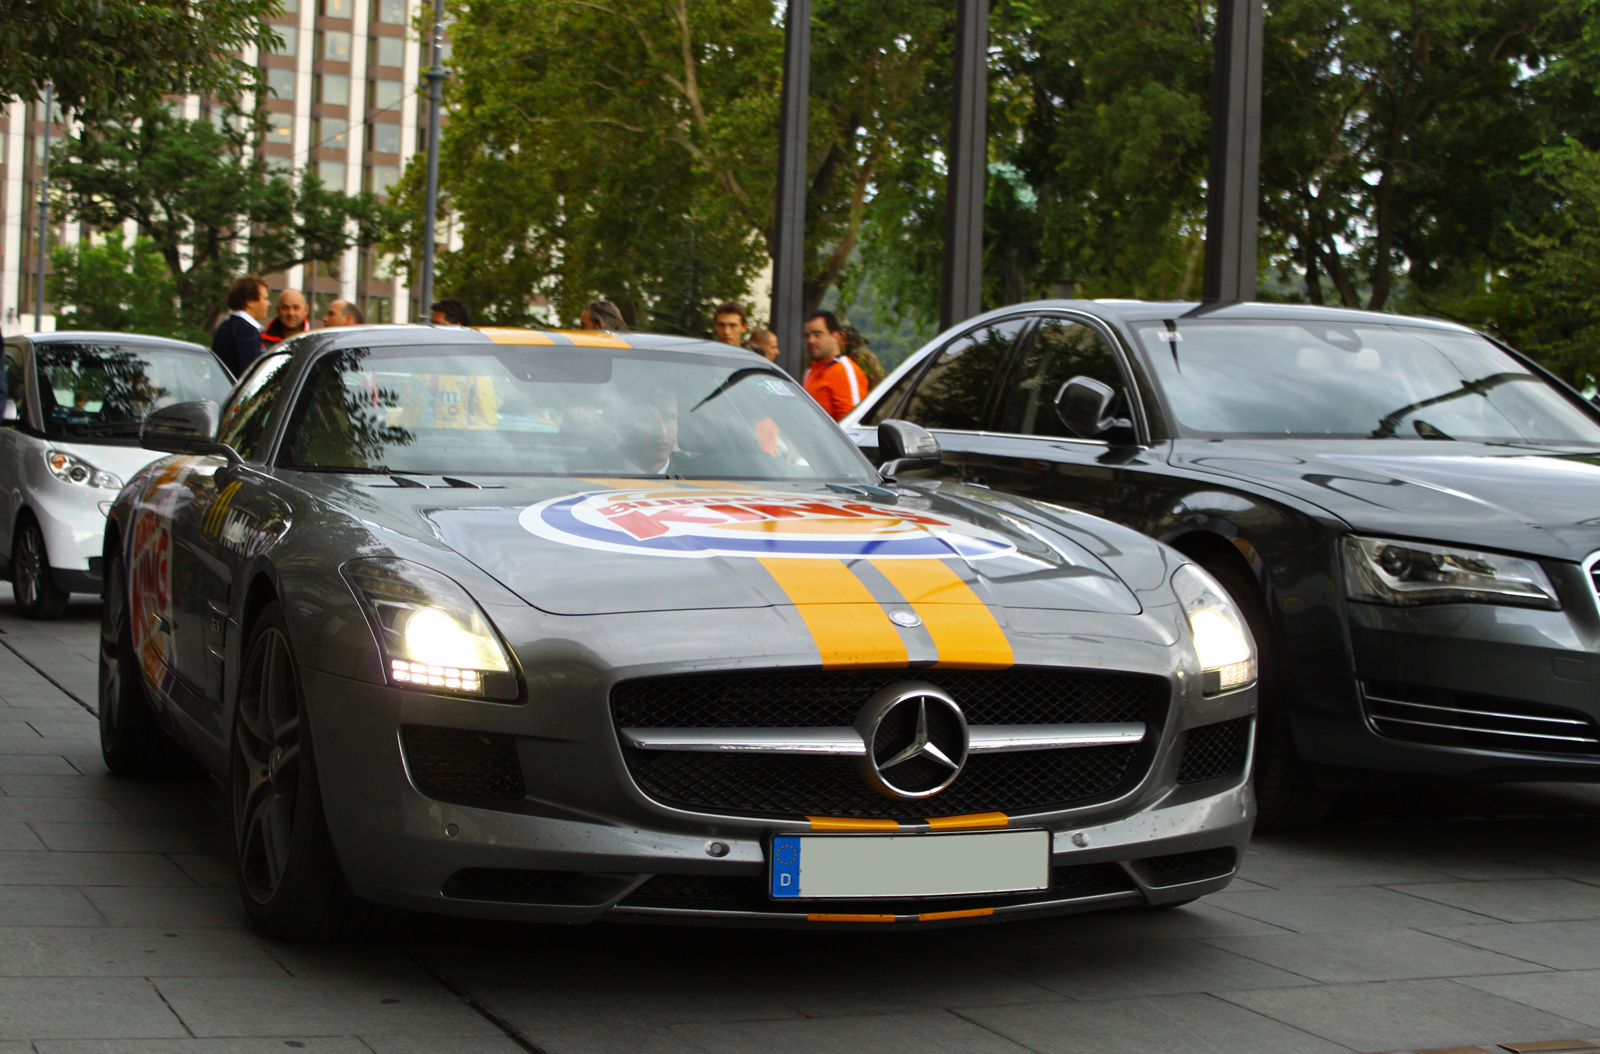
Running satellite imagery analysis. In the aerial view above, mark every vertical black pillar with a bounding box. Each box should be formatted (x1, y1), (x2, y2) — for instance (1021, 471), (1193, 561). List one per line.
(1202, 0), (1264, 302)
(771, 0), (812, 378)
(940, 0), (988, 331)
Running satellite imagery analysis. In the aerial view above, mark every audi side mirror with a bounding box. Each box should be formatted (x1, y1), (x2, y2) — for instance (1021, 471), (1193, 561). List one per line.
(141, 401), (242, 464)
(878, 419), (941, 478)
(1054, 376), (1134, 442)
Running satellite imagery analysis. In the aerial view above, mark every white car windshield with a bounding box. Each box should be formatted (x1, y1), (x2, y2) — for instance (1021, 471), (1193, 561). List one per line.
(35, 342), (233, 441)
(279, 344), (880, 482)
(1133, 320), (1600, 444)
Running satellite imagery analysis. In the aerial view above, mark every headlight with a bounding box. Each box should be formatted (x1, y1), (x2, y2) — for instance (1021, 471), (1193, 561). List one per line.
(1342, 536), (1558, 609)
(341, 558), (517, 700)
(1172, 564), (1256, 695)
(46, 451), (121, 490)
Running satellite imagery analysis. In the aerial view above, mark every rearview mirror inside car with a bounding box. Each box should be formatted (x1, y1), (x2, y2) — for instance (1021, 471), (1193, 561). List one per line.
(878, 419), (941, 478)
(141, 401), (241, 463)
(1054, 376), (1133, 442)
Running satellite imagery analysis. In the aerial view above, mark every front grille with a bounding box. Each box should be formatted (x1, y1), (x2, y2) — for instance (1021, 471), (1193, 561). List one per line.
(443, 868), (577, 902)
(1176, 718), (1250, 784)
(401, 725), (526, 800)
(613, 668), (1165, 820)
(1363, 681), (1600, 756)
(618, 863), (1136, 913)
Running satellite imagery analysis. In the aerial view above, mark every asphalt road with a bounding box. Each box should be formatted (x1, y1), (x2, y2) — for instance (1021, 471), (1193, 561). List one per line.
(1, 595), (1600, 1054)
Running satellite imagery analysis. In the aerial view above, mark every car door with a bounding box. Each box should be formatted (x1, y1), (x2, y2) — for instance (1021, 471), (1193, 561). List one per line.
(0, 342), (29, 564)
(167, 352), (293, 730)
(860, 316), (1032, 480)
(959, 313), (1167, 522)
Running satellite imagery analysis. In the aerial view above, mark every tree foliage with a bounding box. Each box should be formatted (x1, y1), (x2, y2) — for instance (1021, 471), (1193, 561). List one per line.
(47, 230), (193, 340)
(0, 0), (280, 117)
(52, 104), (400, 332)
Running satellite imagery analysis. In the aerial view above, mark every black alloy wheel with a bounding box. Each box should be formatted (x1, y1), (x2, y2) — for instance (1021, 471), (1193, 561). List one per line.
(1200, 558), (1335, 832)
(12, 518), (68, 619)
(99, 554), (194, 777)
(231, 601), (367, 940)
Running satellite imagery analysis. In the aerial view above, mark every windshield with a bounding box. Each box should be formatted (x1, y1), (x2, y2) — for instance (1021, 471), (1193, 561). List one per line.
(1134, 320), (1600, 444)
(279, 344), (878, 482)
(36, 342), (233, 440)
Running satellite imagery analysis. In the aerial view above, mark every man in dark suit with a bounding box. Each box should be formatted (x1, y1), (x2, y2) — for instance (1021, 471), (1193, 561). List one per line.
(212, 275), (270, 377)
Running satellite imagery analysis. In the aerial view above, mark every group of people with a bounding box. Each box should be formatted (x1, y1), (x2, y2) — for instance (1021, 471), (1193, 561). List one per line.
(211, 276), (881, 424)
(705, 300), (879, 422)
(210, 274), (475, 377)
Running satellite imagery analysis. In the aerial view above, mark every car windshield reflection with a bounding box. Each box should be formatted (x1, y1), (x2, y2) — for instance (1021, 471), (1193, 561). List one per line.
(1133, 320), (1600, 444)
(36, 343), (233, 441)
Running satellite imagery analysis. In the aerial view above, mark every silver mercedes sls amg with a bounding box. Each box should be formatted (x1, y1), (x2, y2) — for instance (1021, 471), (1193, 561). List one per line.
(99, 324), (1256, 939)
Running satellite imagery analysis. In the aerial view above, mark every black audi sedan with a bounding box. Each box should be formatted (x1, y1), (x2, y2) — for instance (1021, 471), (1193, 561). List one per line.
(843, 300), (1600, 828)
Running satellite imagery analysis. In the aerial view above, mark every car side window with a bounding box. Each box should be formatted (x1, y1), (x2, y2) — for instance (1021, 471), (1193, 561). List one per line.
(860, 364), (920, 426)
(998, 318), (1126, 439)
(3, 349), (25, 423)
(897, 317), (1028, 431)
(218, 353), (291, 461)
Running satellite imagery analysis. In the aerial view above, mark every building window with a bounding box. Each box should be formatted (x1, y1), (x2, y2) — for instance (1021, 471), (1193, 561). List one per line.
(365, 165), (399, 195)
(268, 29), (297, 57)
(264, 155), (295, 173)
(320, 0), (353, 18)
(280, 0), (298, 11)
(312, 116), (350, 150)
(318, 160), (346, 189)
(369, 35), (404, 69)
(375, 0), (406, 24)
(368, 79), (403, 112)
(318, 30), (352, 62)
(315, 74), (350, 107)
(267, 67), (297, 101)
(363, 295), (394, 324)
(264, 113), (294, 144)
(367, 121), (401, 154)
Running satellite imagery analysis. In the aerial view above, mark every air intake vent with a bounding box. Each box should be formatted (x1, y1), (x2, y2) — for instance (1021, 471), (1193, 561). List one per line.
(402, 725), (526, 799)
(1176, 718), (1249, 784)
(1363, 681), (1600, 755)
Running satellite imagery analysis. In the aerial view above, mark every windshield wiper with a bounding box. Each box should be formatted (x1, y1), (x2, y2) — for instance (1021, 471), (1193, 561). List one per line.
(688, 367), (779, 413)
(1369, 373), (1531, 438)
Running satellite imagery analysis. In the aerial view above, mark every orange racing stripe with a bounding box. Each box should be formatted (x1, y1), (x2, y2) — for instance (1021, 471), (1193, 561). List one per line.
(807, 816), (900, 832)
(869, 559), (1013, 669)
(925, 812), (1009, 831)
(807, 913), (895, 923)
(759, 558), (908, 669)
(919, 907), (994, 922)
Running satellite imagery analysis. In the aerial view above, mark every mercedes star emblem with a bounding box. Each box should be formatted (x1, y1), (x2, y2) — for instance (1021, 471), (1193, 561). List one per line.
(889, 610), (922, 628)
(853, 683), (969, 799)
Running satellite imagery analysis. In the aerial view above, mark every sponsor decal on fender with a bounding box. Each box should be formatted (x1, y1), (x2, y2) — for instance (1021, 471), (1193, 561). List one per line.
(518, 489), (1017, 560)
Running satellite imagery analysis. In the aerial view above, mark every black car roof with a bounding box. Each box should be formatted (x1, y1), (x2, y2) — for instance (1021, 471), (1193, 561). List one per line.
(997, 299), (1477, 333)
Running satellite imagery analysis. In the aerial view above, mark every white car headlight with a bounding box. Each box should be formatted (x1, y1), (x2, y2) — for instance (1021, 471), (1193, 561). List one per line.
(1342, 536), (1558, 609)
(342, 558), (517, 699)
(46, 450), (121, 490)
(1172, 564), (1256, 695)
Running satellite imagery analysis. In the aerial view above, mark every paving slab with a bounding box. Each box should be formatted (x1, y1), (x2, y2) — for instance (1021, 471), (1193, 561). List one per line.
(959, 992), (1349, 1054)
(152, 975), (501, 1038)
(1205, 927), (1549, 983)
(0, 850), (197, 886)
(1038, 900), (1294, 943)
(517, 1025), (708, 1054)
(1220, 978), (1593, 1051)
(674, 1010), (1035, 1054)
(0, 886), (108, 926)
(81, 885), (247, 928)
(1392, 880), (1600, 923)
(0, 976), (187, 1039)
(988, 934), (1316, 1000)
(1423, 921), (1600, 971)
(1457, 971), (1600, 1030)
(35, 1041), (374, 1054)
(1206, 885), (1503, 933)
(0, 927), (284, 977)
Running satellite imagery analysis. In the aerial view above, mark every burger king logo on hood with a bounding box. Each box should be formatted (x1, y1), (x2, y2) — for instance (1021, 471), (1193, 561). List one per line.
(519, 489), (1017, 560)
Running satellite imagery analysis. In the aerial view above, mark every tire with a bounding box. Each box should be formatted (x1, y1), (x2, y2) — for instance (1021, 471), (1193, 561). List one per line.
(232, 601), (368, 941)
(99, 555), (196, 778)
(12, 518), (69, 619)
(1200, 557), (1336, 832)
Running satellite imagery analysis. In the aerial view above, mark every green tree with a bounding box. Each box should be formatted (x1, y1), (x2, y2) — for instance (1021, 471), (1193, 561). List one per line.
(47, 230), (195, 340)
(0, 0), (281, 117)
(395, 0), (948, 333)
(52, 104), (400, 332)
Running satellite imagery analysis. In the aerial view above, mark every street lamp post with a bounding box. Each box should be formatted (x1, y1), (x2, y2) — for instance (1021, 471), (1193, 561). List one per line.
(940, 0), (987, 331)
(770, 0), (812, 378)
(1201, 0), (1264, 302)
(34, 82), (53, 332)
(418, 0), (447, 322)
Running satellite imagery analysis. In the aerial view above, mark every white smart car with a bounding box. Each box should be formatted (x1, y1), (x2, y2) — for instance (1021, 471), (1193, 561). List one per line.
(1, 331), (233, 617)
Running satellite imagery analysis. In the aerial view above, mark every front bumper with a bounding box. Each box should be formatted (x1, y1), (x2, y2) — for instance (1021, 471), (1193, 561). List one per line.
(303, 666), (1254, 926)
(27, 473), (111, 594)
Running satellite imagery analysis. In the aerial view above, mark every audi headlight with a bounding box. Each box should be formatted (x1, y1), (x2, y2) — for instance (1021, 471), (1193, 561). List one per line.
(1343, 537), (1558, 609)
(1172, 564), (1256, 695)
(46, 451), (121, 490)
(342, 558), (517, 700)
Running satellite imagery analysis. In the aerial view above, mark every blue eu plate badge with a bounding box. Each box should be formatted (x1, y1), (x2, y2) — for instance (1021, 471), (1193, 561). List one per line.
(771, 835), (801, 898)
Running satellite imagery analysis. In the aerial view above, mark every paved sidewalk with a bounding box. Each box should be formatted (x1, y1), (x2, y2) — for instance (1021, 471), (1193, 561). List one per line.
(1, 596), (1599, 1052)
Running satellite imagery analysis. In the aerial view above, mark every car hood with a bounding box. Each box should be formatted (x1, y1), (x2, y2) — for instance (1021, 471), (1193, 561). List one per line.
(1172, 439), (1600, 561)
(385, 479), (1144, 617)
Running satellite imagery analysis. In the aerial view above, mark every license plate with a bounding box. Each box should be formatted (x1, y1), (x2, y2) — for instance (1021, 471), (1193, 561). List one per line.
(769, 829), (1050, 899)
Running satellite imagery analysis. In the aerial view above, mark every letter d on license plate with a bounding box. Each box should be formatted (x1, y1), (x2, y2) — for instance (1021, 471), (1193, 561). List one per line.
(770, 829), (1049, 899)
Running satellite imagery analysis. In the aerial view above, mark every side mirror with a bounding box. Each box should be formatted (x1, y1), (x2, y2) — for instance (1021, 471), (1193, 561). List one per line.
(1054, 376), (1134, 442)
(141, 401), (242, 463)
(877, 419), (941, 478)
(1, 399), (16, 424)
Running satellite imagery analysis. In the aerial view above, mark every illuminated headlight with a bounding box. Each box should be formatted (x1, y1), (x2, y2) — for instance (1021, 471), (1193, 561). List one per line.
(1343, 536), (1558, 609)
(46, 451), (121, 490)
(342, 558), (517, 700)
(1172, 564), (1256, 695)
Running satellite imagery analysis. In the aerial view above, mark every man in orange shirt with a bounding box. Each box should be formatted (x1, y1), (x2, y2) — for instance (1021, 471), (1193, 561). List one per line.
(802, 310), (869, 420)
